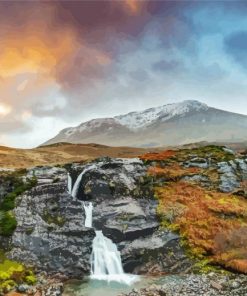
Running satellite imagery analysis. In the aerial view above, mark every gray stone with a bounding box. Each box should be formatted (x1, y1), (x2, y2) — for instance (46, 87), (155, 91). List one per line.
(17, 284), (30, 292)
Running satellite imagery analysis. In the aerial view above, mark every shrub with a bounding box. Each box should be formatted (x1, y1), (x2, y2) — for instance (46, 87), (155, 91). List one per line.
(156, 181), (247, 273)
(0, 212), (17, 236)
(139, 150), (176, 162)
(1, 176), (37, 211)
(0, 257), (36, 294)
(25, 274), (37, 285)
(0, 174), (37, 237)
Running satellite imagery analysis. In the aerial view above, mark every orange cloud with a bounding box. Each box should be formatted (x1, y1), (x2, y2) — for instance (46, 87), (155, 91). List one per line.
(124, 0), (143, 15)
(0, 27), (78, 79)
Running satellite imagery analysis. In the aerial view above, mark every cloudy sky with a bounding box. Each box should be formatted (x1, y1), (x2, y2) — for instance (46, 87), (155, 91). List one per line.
(0, 0), (247, 148)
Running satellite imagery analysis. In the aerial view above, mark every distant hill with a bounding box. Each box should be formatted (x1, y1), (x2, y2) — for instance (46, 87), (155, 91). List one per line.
(42, 100), (247, 147)
(0, 143), (153, 169)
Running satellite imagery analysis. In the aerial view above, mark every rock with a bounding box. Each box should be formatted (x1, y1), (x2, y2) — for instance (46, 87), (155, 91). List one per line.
(182, 175), (210, 187)
(17, 284), (29, 293)
(211, 281), (222, 290)
(8, 181), (95, 276)
(6, 158), (191, 277)
(184, 157), (209, 169)
(230, 281), (240, 289)
(69, 158), (150, 202)
(94, 197), (159, 242)
(218, 161), (240, 192)
(223, 147), (235, 155)
(120, 230), (192, 274)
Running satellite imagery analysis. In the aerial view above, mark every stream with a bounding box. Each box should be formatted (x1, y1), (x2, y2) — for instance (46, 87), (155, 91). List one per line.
(63, 275), (184, 296)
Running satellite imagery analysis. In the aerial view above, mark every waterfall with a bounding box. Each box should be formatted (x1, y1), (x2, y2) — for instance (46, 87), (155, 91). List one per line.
(69, 163), (138, 285)
(71, 164), (96, 199)
(90, 231), (138, 285)
(83, 202), (93, 228)
(67, 173), (72, 194)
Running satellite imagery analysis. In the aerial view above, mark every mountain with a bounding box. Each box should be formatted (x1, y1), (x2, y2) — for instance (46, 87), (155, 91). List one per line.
(42, 100), (247, 147)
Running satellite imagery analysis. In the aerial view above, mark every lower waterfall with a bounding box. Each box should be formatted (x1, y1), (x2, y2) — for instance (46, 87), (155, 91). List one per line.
(83, 202), (93, 228)
(90, 231), (138, 285)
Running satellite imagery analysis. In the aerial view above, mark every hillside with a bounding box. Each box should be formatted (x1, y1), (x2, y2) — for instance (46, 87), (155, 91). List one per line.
(42, 100), (247, 147)
(1, 141), (247, 170)
(0, 143), (154, 169)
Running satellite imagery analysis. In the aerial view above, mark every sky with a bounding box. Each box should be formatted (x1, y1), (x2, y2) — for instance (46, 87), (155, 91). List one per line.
(0, 0), (247, 148)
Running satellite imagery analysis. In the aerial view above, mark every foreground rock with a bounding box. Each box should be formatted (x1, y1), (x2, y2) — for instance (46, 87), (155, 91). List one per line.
(5, 158), (193, 277)
(119, 273), (247, 296)
(7, 166), (94, 277)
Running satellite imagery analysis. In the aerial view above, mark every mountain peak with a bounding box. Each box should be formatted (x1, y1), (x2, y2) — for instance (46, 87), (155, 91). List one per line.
(115, 100), (209, 130)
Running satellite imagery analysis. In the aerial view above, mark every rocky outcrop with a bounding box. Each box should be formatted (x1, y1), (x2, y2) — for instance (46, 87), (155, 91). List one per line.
(6, 158), (192, 277)
(8, 167), (94, 277)
(69, 158), (152, 201)
(218, 158), (247, 192)
(120, 230), (192, 274)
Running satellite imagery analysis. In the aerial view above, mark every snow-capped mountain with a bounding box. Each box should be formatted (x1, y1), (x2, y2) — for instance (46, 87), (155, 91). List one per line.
(115, 100), (208, 130)
(42, 100), (247, 147)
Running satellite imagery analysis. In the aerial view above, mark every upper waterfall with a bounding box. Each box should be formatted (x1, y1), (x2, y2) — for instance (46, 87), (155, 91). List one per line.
(71, 164), (97, 199)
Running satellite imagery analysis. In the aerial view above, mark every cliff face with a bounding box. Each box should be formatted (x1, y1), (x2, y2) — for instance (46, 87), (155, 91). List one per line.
(4, 159), (191, 278)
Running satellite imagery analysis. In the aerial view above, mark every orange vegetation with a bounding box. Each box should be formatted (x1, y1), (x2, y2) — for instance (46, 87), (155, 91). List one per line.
(148, 163), (200, 180)
(156, 181), (247, 273)
(140, 150), (176, 161)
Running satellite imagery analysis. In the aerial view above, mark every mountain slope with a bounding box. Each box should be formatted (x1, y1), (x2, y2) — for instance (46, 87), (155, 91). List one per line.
(42, 100), (247, 147)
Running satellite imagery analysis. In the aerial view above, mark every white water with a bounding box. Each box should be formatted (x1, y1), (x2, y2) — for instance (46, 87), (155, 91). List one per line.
(83, 202), (93, 228)
(67, 173), (72, 194)
(71, 164), (97, 199)
(91, 231), (138, 285)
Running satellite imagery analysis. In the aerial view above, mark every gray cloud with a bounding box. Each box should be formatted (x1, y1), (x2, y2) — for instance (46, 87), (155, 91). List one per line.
(224, 31), (247, 68)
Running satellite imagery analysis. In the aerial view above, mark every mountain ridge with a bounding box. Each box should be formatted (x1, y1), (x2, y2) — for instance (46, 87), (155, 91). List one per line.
(42, 100), (247, 147)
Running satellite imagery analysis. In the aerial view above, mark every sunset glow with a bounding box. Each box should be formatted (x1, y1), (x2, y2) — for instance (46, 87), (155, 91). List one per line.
(0, 103), (11, 116)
